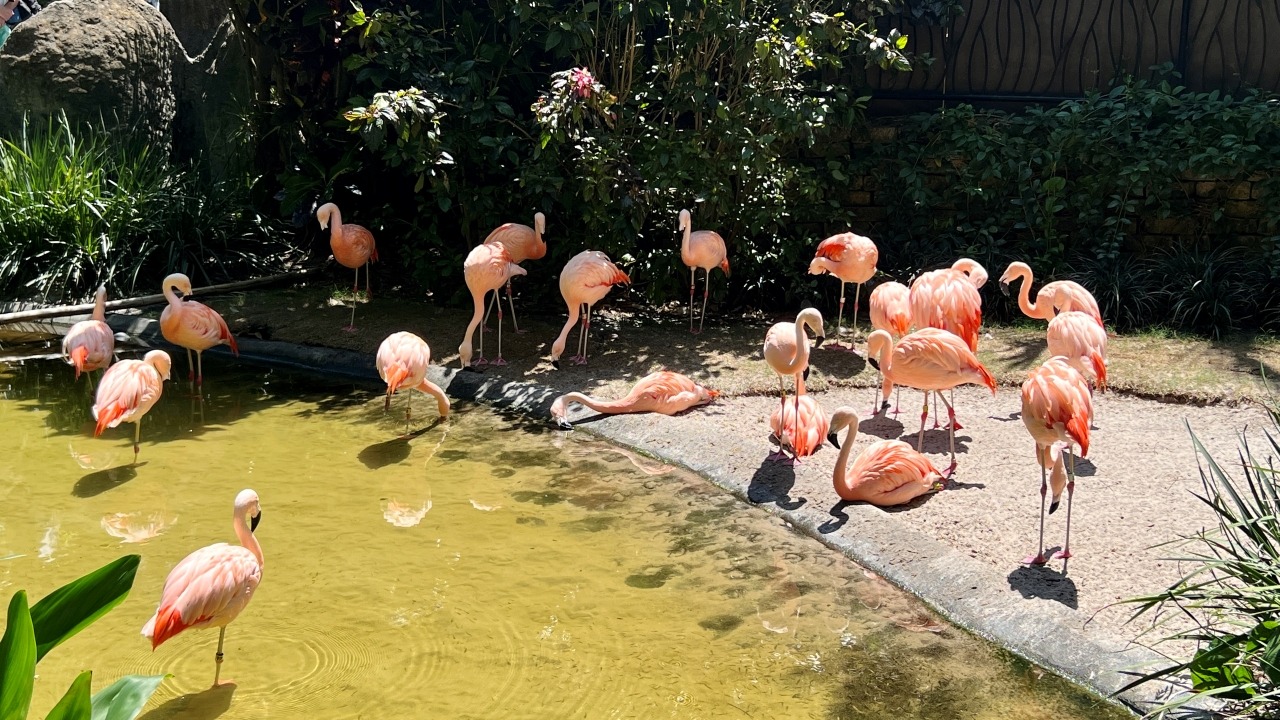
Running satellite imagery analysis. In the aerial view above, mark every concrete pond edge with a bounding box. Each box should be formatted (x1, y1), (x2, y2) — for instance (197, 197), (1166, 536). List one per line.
(106, 315), (1215, 718)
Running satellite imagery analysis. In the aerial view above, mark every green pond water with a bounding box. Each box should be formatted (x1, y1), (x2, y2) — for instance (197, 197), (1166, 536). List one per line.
(0, 356), (1127, 719)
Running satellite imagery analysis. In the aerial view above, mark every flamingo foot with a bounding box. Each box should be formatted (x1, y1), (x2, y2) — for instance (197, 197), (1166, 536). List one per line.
(1052, 549), (1073, 560)
(690, 328), (702, 335)
(572, 355), (589, 366)
(473, 357), (490, 367)
(945, 420), (965, 430)
(1022, 553), (1049, 566)
(942, 461), (958, 479)
(490, 357), (508, 366)
(342, 325), (358, 333)
(515, 328), (530, 335)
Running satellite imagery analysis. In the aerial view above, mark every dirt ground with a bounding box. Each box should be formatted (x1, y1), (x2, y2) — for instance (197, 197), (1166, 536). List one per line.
(194, 283), (1276, 654)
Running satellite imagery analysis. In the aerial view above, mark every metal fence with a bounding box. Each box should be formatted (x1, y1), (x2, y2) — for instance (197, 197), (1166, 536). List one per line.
(867, 0), (1280, 102)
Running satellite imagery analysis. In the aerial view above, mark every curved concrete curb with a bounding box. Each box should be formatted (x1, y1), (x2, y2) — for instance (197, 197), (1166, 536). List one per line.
(111, 316), (1215, 718)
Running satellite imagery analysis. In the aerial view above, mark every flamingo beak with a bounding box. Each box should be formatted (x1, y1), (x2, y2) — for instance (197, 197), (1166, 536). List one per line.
(999, 281), (1011, 297)
(250, 511), (262, 532)
(827, 433), (840, 449)
(813, 335), (826, 348)
(867, 357), (880, 371)
(1048, 499), (1060, 515)
(555, 418), (573, 431)
(551, 360), (561, 370)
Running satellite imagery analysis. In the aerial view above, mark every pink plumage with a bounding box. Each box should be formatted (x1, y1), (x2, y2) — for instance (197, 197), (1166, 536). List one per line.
(679, 209), (730, 333)
(1046, 310), (1108, 391)
(869, 281), (911, 338)
(459, 243), (527, 367)
(549, 250), (630, 367)
(551, 371), (716, 429)
(1000, 261), (1102, 327)
(808, 232), (878, 348)
(769, 393), (827, 459)
(376, 331), (449, 420)
(909, 259), (986, 353)
(485, 212), (547, 263)
(828, 408), (945, 506)
(159, 273), (238, 386)
(62, 285), (115, 378)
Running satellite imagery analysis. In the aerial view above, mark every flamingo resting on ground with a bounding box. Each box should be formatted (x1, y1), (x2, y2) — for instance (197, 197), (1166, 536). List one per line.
(866, 327), (996, 475)
(483, 212), (546, 333)
(868, 280), (911, 414)
(763, 307), (825, 434)
(827, 407), (947, 506)
(909, 258), (986, 429)
(143, 488), (264, 687)
(63, 284), (115, 381)
(459, 244), (526, 368)
(317, 202), (378, 331)
(679, 209), (730, 334)
(550, 250), (630, 368)
(1020, 357), (1092, 566)
(768, 392), (827, 462)
(159, 273), (239, 387)
(376, 332), (450, 428)
(808, 232), (878, 349)
(550, 371), (717, 429)
(999, 261), (1102, 327)
(92, 350), (171, 464)
(1046, 308), (1108, 392)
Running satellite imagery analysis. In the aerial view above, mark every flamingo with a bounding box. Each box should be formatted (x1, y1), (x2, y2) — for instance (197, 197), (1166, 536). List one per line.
(808, 232), (878, 349)
(763, 307), (825, 433)
(679, 209), (730, 334)
(92, 350), (171, 464)
(909, 258), (986, 429)
(865, 327), (996, 475)
(459, 243), (526, 368)
(62, 284), (114, 382)
(550, 371), (717, 429)
(1020, 357), (1092, 566)
(376, 332), (450, 428)
(1046, 307), (1108, 392)
(999, 261), (1102, 327)
(827, 407), (947, 506)
(868, 281), (911, 413)
(550, 250), (630, 369)
(768, 392), (827, 462)
(317, 202), (378, 331)
(142, 488), (264, 687)
(159, 273), (239, 387)
(483, 212), (546, 333)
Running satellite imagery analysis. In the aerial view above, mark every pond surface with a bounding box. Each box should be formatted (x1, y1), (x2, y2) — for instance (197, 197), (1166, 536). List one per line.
(0, 357), (1126, 719)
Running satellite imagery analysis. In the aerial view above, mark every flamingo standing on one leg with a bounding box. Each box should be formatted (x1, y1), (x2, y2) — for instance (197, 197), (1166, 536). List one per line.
(826, 407), (947, 506)
(768, 392), (827, 462)
(763, 307), (825, 434)
(808, 232), (878, 349)
(317, 203), (378, 331)
(459, 244), (526, 368)
(159, 273), (239, 388)
(868, 280), (911, 414)
(142, 489), (264, 687)
(551, 371), (717, 429)
(483, 212), (546, 333)
(62, 284), (115, 382)
(909, 258), (986, 429)
(865, 327), (996, 476)
(1020, 357), (1092, 566)
(679, 209), (730, 334)
(1046, 306), (1109, 393)
(92, 350), (171, 464)
(376, 332), (450, 430)
(999, 261), (1102, 327)
(550, 250), (630, 369)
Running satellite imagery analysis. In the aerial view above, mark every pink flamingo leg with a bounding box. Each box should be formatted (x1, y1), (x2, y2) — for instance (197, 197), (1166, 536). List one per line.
(689, 268), (697, 334)
(213, 626), (226, 686)
(698, 269), (711, 334)
(1054, 450), (1077, 562)
(851, 282), (862, 348)
(343, 267), (359, 332)
(186, 347), (195, 383)
(196, 351), (205, 388)
(1024, 454), (1049, 565)
(507, 281), (526, 334)
(575, 305), (591, 365)
(491, 302), (508, 366)
(834, 282), (846, 349)
(893, 387), (902, 416)
(133, 420), (141, 464)
(938, 391), (959, 475)
(474, 291), (490, 366)
(916, 391), (928, 452)
(482, 290), (496, 331)
(945, 389), (964, 430)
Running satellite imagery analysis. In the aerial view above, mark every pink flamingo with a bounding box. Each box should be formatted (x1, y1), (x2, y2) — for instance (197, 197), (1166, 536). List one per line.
(551, 371), (717, 429)
(376, 332), (450, 427)
(763, 307), (825, 431)
(866, 327), (996, 475)
(62, 284), (114, 382)
(317, 202), (378, 331)
(768, 392), (827, 461)
(483, 212), (546, 333)
(1020, 357), (1092, 565)
(159, 273), (239, 387)
(827, 407), (947, 506)
(808, 232), (878, 349)
(1046, 305), (1108, 392)
(999, 261), (1102, 326)
(909, 259), (986, 429)
(679, 209), (730, 334)
(459, 244), (526, 367)
(92, 350), (171, 464)
(550, 250), (630, 368)
(142, 488), (263, 687)
(868, 281), (911, 413)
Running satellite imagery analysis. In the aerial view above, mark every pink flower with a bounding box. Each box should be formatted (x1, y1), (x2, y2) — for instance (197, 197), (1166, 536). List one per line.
(570, 67), (594, 98)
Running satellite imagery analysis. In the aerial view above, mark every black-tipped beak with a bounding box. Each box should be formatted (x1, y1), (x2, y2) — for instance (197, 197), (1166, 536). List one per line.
(813, 335), (826, 348)
(802, 366), (810, 381)
(1048, 500), (1060, 515)
(868, 357), (880, 371)
(999, 281), (1010, 297)
(551, 360), (561, 370)
(250, 511), (262, 532)
(827, 433), (840, 449)
(556, 418), (573, 431)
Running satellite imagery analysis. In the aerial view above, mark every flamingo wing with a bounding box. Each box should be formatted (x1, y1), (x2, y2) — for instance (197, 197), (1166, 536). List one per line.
(144, 544), (262, 648)
(850, 440), (940, 490)
(483, 223), (537, 262)
(92, 361), (148, 434)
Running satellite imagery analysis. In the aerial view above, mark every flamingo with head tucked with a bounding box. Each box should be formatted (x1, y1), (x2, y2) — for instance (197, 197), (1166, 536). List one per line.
(769, 392), (827, 462)
(679, 209), (730, 334)
(999, 261), (1102, 327)
(808, 232), (878, 349)
(377, 332), (450, 429)
(483, 212), (546, 333)
(1020, 357), (1092, 566)
(763, 307), (825, 432)
(317, 202), (378, 331)
(868, 280), (911, 413)
(550, 250), (630, 368)
(93, 350), (171, 464)
(62, 284), (114, 382)
(459, 244), (526, 368)
(827, 407), (947, 506)
(550, 371), (716, 429)
(1046, 303), (1108, 392)
(909, 258), (986, 429)
(142, 488), (264, 687)
(159, 273), (237, 388)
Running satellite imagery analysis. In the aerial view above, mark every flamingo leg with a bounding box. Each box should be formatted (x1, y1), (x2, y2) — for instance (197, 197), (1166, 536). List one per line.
(186, 347), (195, 384)
(1025, 448), (1049, 565)
(213, 626), (226, 687)
(405, 391), (413, 434)
(364, 261), (372, 300)
(133, 419), (141, 464)
(689, 267), (696, 332)
(916, 391), (928, 452)
(945, 389), (964, 430)
(835, 281), (846, 348)
(474, 292), (489, 365)
(938, 391), (959, 475)
(893, 387), (902, 416)
(507, 280), (524, 334)
(852, 282), (862, 344)
(492, 297), (508, 366)
(1055, 449), (1077, 563)
(698, 269), (711, 334)
(343, 267), (359, 331)
(580, 305), (592, 364)
(196, 351), (204, 388)
(931, 392), (940, 429)
(483, 288), (497, 329)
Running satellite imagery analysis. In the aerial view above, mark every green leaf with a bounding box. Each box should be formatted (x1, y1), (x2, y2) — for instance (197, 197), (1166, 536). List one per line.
(1042, 176), (1066, 193)
(46, 671), (93, 720)
(0, 591), (37, 720)
(1189, 637), (1254, 698)
(30, 556), (140, 662)
(89, 675), (167, 720)
(1253, 621), (1280, 685)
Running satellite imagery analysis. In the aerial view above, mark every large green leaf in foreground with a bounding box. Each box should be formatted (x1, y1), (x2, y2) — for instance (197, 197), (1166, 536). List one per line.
(45, 671), (93, 720)
(89, 675), (167, 720)
(29, 556), (140, 662)
(0, 591), (37, 720)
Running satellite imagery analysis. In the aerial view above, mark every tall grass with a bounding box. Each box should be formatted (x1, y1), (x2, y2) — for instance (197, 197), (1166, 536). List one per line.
(0, 113), (294, 303)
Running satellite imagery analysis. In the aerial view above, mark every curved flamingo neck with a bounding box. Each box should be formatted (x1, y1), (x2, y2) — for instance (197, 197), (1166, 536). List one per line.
(874, 335), (893, 376)
(234, 510), (263, 567)
(92, 289), (106, 321)
(776, 319), (812, 376)
(327, 207), (344, 244)
(560, 391), (632, 414)
(419, 380), (450, 417)
(162, 282), (183, 308)
(1015, 267), (1038, 317)
(681, 218), (691, 255)
(833, 421), (859, 493)
(462, 290), (487, 353)
(551, 302), (582, 359)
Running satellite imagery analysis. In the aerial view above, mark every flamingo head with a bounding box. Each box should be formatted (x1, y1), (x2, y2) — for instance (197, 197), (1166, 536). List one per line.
(316, 202), (337, 230)
(999, 261), (1031, 296)
(796, 307), (825, 347)
(162, 273), (193, 301)
(550, 395), (572, 430)
(235, 489), (262, 532)
(143, 350), (172, 380)
(697, 384), (719, 404)
(534, 211), (546, 237)
(94, 284), (107, 302)
(952, 258), (988, 289)
(865, 329), (892, 370)
(678, 209), (691, 232)
(825, 406), (860, 448)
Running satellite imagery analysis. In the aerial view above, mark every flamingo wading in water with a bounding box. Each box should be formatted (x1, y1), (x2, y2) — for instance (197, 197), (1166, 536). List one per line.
(317, 202), (378, 331)
(808, 232), (878, 349)
(551, 371), (717, 429)
(550, 250), (630, 369)
(92, 350), (171, 464)
(159, 273), (239, 388)
(483, 212), (546, 333)
(999, 261), (1102, 327)
(827, 407), (947, 506)
(143, 489), (264, 687)
(459, 244), (526, 367)
(868, 280), (911, 413)
(763, 307), (825, 433)
(1020, 357), (1092, 566)
(769, 392), (827, 462)
(679, 208), (730, 334)
(62, 284), (115, 382)
(377, 332), (450, 429)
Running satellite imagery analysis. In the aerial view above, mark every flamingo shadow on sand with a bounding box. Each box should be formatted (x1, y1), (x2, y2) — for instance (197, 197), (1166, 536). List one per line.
(1070, 456), (1098, 477)
(908, 428), (973, 457)
(73, 463), (144, 498)
(818, 499), (853, 534)
(858, 412), (904, 440)
(747, 457), (805, 510)
(1007, 563), (1079, 609)
(137, 682), (236, 720)
(358, 420), (443, 470)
